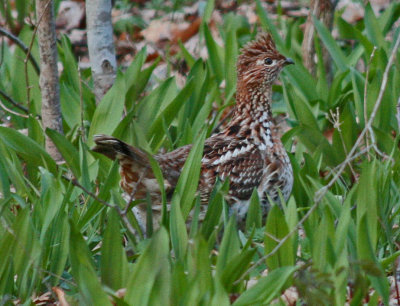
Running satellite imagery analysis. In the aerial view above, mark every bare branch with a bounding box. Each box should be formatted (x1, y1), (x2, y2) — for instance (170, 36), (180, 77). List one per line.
(0, 89), (29, 114)
(64, 175), (139, 237)
(0, 27), (41, 75)
(329, 145), (371, 174)
(0, 98), (29, 118)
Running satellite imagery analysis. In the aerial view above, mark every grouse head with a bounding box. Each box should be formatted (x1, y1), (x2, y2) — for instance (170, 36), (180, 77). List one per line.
(237, 33), (294, 87)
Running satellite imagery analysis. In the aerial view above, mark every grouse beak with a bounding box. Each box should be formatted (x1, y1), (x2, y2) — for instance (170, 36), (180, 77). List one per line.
(284, 57), (295, 66)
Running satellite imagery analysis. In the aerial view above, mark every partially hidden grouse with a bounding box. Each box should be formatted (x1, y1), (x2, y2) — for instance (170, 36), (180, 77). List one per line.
(93, 33), (294, 228)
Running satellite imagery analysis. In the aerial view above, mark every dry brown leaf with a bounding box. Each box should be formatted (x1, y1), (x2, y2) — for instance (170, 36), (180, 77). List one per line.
(171, 17), (201, 44)
(53, 287), (70, 306)
(56, 1), (85, 31)
(337, 1), (364, 23)
(141, 19), (189, 43)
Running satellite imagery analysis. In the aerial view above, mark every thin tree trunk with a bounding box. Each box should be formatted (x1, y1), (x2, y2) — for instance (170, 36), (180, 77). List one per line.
(302, 0), (337, 81)
(85, 0), (117, 103)
(36, 0), (63, 161)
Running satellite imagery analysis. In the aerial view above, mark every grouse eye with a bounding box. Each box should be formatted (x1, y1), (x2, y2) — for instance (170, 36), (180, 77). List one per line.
(264, 58), (273, 65)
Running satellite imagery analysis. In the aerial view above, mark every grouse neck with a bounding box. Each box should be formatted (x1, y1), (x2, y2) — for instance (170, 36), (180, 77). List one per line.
(231, 83), (273, 127)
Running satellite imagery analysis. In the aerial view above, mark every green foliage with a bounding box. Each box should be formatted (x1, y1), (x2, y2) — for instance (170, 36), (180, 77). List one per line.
(0, 1), (400, 304)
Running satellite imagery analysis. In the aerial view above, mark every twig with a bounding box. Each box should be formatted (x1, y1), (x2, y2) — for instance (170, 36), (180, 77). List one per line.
(0, 98), (29, 118)
(0, 88), (30, 114)
(0, 27), (40, 75)
(63, 175), (139, 237)
(265, 231), (281, 243)
(235, 30), (400, 285)
(363, 46), (377, 161)
(0, 88), (42, 120)
(328, 145), (371, 174)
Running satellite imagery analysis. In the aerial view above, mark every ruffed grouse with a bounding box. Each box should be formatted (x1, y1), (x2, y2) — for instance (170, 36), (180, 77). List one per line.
(93, 33), (294, 229)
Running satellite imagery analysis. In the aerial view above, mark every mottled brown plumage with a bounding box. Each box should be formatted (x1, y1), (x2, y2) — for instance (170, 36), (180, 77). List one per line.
(93, 33), (294, 229)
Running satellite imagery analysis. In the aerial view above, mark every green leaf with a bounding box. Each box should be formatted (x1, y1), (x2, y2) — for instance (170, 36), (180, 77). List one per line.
(87, 73), (126, 146)
(47, 212), (70, 286)
(170, 193), (189, 261)
(125, 48), (147, 88)
(337, 17), (373, 55)
(148, 79), (196, 149)
(0, 158), (11, 199)
(201, 179), (229, 240)
(125, 228), (170, 305)
(124, 48), (158, 109)
(15, 0), (27, 26)
(292, 126), (339, 167)
(11, 208), (41, 300)
(178, 40), (196, 68)
(60, 83), (81, 129)
(357, 214), (389, 305)
(255, 0), (285, 49)
(364, 4), (385, 48)
(335, 198), (352, 254)
(224, 30), (238, 98)
(101, 209), (128, 290)
(216, 216), (240, 276)
(379, 2), (400, 35)
(202, 0), (215, 23)
(46, 129), (80, 177)
(0, 127), (57, 174)
(171, 129), (206, 219)
(69, 221), (111, 305)
(313, 16), (347, 72)
(59, 35), (80, 90)
(283, 68), (318, 104)
(220, 249), (257, 291)
(203, 24), (224, 83)
(77, 161), (119, 229)
(38, 168), (65, 241)
(135, 78), (177, 139)
(312, 207), (336, 270)
(210, 279), (230, 306)
(184, 236), (213, 303)
(233, 266), (297, 306)
(264, 205), (295, 270)
(0, 143), (28, 195)
(286, 85), (319, 130)
(245, 189), (262, 232)
(356, 161), (378, 249)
